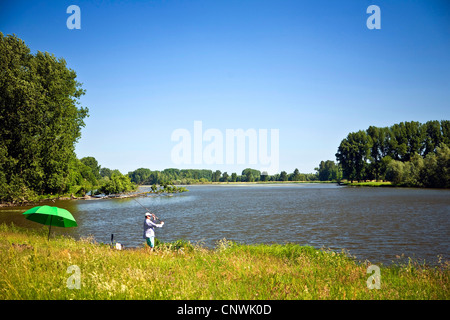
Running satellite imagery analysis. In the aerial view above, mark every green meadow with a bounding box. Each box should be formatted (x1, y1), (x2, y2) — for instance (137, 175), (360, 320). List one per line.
(0, 223), (448, 300)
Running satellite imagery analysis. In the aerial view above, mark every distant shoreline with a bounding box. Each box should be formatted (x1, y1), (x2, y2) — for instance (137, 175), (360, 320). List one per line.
(2, 180), (445, 208)
(140, 181), (337, 187)
(0, 189), (185, 208)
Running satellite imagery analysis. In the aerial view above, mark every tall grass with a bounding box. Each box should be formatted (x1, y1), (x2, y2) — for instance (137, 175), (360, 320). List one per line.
(0, 223), (448, 300)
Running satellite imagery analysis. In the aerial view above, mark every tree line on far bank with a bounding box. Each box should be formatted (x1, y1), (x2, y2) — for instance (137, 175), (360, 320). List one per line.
(127, 120), (450, 189)
(335, 120), (450, 188)
(127, 167), (323, 185)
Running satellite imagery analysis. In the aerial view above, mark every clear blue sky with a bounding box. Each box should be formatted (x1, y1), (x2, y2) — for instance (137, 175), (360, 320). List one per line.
(1, 0), (449, 175)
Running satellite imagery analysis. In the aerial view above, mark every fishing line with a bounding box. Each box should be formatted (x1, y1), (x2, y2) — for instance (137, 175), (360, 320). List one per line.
(132, 196), (162, 222)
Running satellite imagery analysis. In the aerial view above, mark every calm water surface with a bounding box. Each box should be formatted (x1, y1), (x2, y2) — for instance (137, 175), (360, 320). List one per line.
(1, 184), (449, 265)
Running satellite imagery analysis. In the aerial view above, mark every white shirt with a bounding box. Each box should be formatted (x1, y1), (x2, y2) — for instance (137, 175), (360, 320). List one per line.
(143, 218), (163, 238)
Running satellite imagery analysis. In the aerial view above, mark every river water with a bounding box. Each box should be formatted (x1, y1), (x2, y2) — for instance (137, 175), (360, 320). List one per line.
(1, 184), (449, 265)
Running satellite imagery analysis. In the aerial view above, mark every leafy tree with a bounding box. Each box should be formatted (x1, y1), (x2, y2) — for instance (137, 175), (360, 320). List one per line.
(260, 171), (269, 181)
(379, 156), (393, 181)
(148, 171), (161, 185)
(423, 120), (442, 155)
(367, 126), (389, 180)
(212, 170), (221, 182)
(128, 168), (151, 185)
(99, 171), (136, 195)
(222, 172), (229, 182)
(421, 143), (450, 188)
(0, 33), (88, 201)
(81, 157), (101, 180)
(386, 121), (424, 161)
(335, 130), (371, 182)
(404, 153), (424, 187)
(279, 171), (288, 181)
(289, 168), (301, 181)
(162, 168), (181, 182)
(385, 160), (405, 185)
(388, 123), (408, 161)
(230, 172), (237, 182)
(66, 158), (98, 196)
(100, 167), (112, 178)
(441, 120), (450, 147)
(315, 161), (341, 181)
(403, 121), (425, 160)
(242, 168), (260, 182)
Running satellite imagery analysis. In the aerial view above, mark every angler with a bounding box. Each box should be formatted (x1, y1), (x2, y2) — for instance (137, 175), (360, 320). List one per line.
(143, 212), (164, 251)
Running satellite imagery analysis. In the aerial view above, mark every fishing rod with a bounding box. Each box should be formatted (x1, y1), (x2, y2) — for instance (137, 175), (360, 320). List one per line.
(132, 196), (163, 222)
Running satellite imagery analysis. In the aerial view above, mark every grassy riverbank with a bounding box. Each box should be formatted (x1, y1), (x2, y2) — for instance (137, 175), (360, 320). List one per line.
(0, 224), (448, 300)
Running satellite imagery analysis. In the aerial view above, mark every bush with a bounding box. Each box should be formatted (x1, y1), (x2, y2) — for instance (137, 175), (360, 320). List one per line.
(421, 144), (450, 188)
(385, 160), (405, 185)
(99, 172), (137, 195)
(385, 144), (450, 188)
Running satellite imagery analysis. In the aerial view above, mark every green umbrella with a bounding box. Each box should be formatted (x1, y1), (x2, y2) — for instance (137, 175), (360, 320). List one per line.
(23, 205), (78, 240)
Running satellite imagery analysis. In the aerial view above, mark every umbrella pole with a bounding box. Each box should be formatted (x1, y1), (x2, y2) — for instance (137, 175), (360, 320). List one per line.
(48, 215), (52, 241)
